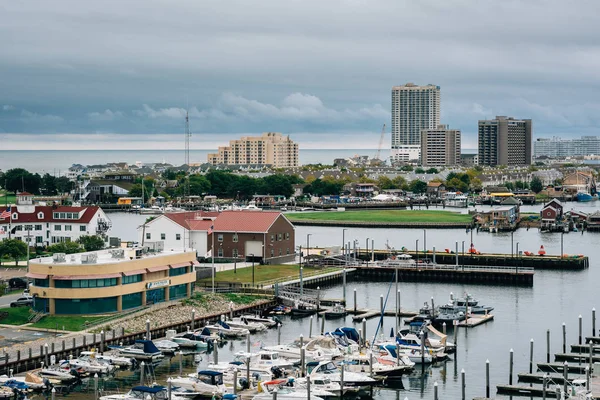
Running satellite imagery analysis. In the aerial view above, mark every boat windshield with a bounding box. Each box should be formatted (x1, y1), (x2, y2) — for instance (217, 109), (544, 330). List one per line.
(316, 362), (338, 374)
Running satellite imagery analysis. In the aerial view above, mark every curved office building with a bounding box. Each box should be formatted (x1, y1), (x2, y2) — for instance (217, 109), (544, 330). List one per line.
(27, 247), (197, 315)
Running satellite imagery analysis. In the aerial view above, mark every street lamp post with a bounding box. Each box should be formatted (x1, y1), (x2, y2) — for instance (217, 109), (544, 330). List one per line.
(342, 229), (348, 256)
(250, 254), (255, 286)
(416, 239), (419, 265)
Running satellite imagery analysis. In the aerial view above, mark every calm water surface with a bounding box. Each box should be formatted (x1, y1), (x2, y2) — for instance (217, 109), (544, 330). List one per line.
(103, 211), (600, 399)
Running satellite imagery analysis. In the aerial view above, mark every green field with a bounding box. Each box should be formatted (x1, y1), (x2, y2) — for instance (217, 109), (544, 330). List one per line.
(199, 264), (337, 284)
(0, 194), (16, 206)
(0, 307), (31, 325)
(32, 315), (105, 331)
(288, 210), (472, 223)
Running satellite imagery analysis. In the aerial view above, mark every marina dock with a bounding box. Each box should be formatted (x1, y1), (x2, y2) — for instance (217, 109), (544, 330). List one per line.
(457, 313), (494, 327)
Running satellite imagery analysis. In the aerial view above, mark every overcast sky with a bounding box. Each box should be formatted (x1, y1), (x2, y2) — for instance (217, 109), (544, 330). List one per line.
(1, 0), (600, 150)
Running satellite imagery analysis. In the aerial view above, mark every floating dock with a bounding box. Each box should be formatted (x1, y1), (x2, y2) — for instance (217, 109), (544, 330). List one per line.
(457, 313), (494, 328)
(518, 372), (573, 385)
(554, 352), (600, 363)
(497, 384), (559, 398)
(349, 308), (417, 321)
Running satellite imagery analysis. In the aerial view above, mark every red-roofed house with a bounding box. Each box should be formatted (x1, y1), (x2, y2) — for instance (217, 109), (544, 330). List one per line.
(0, 193), (111, 246)
(138, 210), (296, 263)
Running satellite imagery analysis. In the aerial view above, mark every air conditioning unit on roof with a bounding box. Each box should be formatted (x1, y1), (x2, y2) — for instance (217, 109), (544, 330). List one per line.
(53, 253), (66, 263)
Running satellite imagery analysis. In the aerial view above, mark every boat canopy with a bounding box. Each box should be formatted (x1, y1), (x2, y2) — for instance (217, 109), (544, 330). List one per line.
(336, 327), (360, 343)
(217, 320), (231, 329)
(200, 327), (211, 336)
(134, 340), (160, 354)
(131, 386), (166, 393)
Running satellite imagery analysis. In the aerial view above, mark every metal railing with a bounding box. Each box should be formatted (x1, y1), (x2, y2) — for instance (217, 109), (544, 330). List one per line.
(361, 263), (534, 274)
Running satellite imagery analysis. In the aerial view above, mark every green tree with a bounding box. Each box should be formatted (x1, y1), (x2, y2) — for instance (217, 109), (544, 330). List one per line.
(505, 182), (515, 191)
(470, 177), (483, 192)
(77, 235), (105, 251)
(425, 167), (439, 174)
(0, 239), (28, 265)
(530, 176), (543, 193)
(55, 177), (74, 194)
(400, 165), (414, 172)
(408, 179), (427, 194)
(41, 173), (57, 195)
(47, 241), (83, 254)
(446, 177), (469, 192)
(3, 168), (42, 194)
(414, 167), (425, 174)
(377, 176), (395, 190)
(392, 176), (408, 190)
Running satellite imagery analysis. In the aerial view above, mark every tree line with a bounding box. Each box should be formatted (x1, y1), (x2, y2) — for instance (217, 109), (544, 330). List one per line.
(0, 168), (74, 195)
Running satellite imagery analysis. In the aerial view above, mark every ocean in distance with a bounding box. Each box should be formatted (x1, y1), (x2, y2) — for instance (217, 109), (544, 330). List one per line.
(0, 149), (386, 174)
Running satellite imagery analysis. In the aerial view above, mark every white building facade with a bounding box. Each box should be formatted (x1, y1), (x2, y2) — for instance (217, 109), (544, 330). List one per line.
(391, 83), (441, 162)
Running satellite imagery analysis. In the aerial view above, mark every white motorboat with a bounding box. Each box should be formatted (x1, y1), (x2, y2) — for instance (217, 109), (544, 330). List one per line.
(169, 330), (212, 349)
(38, 367), (78, 383)
(203, 320), (250, 338)
(100, 385), (188, 400)
(79, 351), (134, 368)
(294, 377), (358, 397)
(306, 361), (377, 388)
(0, 372), (47, 390)
(61, 356), (115, 374)
(377, 344), (433, 364)
(264, 336), (342, 362)
(239, 314), (279, 328)
(154, 340), (180, 355)
(234, 350), (299, 370)
(205, 362), (273, 388)
(116, 340), (164, 361)
(342, 352), (412, 378)
(225, 317), (268, 333)
(252, 381), (326, 400)
(169, 370), (228, 397)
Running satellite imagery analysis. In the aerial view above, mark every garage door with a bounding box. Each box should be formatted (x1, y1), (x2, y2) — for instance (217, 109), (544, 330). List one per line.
(245, 241), (263, 258)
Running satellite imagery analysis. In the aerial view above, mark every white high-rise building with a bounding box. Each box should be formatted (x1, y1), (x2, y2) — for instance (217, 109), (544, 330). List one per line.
(391, 83), (441, 162)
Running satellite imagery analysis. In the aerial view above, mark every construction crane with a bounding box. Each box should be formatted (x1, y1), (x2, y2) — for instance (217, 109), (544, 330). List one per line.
(375, 123), (386, 161)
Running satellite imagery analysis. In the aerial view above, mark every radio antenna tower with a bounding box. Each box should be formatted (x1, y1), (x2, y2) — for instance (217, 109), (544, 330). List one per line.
(184, 109), (191, 197)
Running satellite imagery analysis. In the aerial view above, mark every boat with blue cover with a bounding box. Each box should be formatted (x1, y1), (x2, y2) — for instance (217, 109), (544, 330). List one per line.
(115, 340), (164, 361)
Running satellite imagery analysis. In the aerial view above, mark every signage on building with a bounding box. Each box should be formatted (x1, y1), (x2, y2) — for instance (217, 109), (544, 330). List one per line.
(147, 279), (170, 289)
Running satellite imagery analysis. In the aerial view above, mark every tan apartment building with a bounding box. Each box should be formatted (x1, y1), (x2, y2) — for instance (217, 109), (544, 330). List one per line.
(208, 132), (299, 168)
(478, 116), (532, 166)
(420, 124), (461, 166)
(27, 247), (197, 315)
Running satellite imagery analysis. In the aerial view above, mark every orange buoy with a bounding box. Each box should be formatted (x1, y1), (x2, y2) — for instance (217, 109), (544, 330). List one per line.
(538, 245), (546, 256)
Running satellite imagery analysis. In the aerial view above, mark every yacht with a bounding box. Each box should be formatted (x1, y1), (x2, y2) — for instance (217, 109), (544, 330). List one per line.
(432, 303), (466, 326)
(233, 350), (299, 370)
(258, 378), (334, 399)
(61, 356), (115, 374)
(376, 344), (433, 365)
(170, 329), (214, 349)
(293, 376), (358, 397)
(264, 337), (342, 362)
(154, 340), (180, 355)
(238, 314), (280, 328)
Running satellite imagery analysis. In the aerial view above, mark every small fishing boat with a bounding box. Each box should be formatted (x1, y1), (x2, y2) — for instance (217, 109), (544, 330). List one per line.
(306, 360), (377, 388)
(0, 372), (47, 391)
(577, 191), (597, 202)
(79, 351), (134, 368)
(323, 304), (347, 319)
(269, 305), (292, 315)
(432, 303), (466, 325)
(342, 353), (412, 378)
(233, 350), (299, 370)
(116, 340), (164, 362)
(61, 356), (115, 374)
(38, 367), (78, 383)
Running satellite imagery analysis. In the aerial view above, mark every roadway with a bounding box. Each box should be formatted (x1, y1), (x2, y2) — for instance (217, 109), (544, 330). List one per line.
(0, 293), (23, 308)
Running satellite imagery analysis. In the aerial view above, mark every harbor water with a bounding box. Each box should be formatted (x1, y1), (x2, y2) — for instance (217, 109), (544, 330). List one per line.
(99, 211), (600, 398)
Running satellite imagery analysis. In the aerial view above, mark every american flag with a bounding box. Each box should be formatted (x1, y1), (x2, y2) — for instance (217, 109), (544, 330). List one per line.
(208, 224), (214, 235)
(0, 207), (10, 219)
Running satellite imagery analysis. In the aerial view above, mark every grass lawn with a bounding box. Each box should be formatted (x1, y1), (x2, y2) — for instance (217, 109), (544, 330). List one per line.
(32, 315), (106, 331)
(288, 210), (472, 223)
(0, 307), (31, 325)
(199, 264), (337, 284)
(0, 194), (16, 205)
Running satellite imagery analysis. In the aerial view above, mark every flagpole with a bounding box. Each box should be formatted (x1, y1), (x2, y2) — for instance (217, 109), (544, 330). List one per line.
(211, 230), (215, 293)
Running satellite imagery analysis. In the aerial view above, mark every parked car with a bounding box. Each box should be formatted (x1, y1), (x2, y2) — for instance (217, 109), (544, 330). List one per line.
(8, 278), (28, 289)
(10, 296), (33, 308)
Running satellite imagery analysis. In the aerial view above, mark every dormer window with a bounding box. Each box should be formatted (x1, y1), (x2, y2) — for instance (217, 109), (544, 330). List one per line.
(12, 213), (18, 220)
(38, 212), (44, 219)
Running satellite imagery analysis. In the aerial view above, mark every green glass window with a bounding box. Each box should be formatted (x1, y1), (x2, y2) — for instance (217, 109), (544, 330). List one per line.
(55, 278), (117, 289)
(122, 274), (142, 285)
(146, 288), (165, 304)
(34, 278), (49, 287)
(122, 292), (143, 310)
(55, 297), (117, 315)
(169, 284), (187, 300)
(33, 298), (48, 313)
(169, 266), (188, 277)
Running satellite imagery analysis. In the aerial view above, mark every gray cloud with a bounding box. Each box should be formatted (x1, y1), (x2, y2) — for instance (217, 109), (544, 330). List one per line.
(1, 0), (600, 147)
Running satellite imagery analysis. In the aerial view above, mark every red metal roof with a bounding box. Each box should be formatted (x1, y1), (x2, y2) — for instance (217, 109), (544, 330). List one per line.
(146, 265), (170, 273)
(122, 268), (147, 276)
(53, 273), (121, 280)
(170, 262), (191, 269)
(0, 205), (102, 224)
(18, 192), (33, 196)
(26, 272), (48, 279)
(161, 210), (289, 233)
(212, 210), (284, 233)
